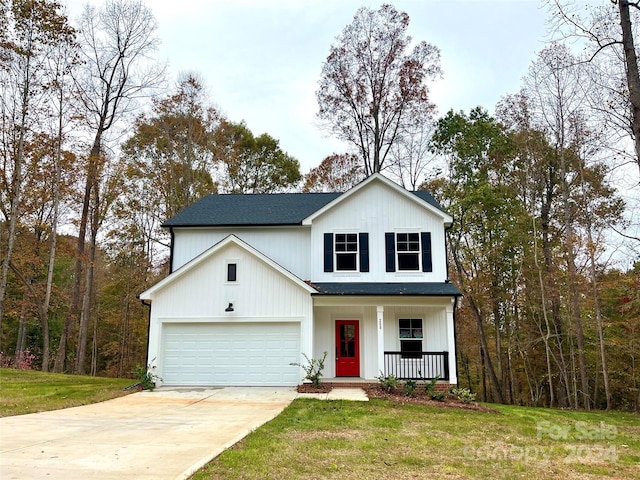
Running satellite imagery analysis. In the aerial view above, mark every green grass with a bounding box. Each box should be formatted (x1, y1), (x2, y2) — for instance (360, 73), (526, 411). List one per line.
(192, 399), (640, 480)
(0, 368), (134, 416)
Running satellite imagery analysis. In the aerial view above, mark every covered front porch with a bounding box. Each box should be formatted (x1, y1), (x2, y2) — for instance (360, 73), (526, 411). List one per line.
(309, 289), (458, 386)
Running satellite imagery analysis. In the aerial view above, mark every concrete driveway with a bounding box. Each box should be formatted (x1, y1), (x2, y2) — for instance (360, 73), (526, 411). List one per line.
(0, 387), (297, 480)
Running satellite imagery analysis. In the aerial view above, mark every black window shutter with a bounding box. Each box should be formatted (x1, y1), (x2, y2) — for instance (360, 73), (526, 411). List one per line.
(324, 233), (333, 272)
(421, 232), (432, 272)
(385, 232), (395, 272)
(359, 233), (369, 272)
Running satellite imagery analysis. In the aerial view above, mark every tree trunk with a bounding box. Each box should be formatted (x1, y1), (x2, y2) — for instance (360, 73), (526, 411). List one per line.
(0, 53), (31, 347)
(14, 302), (28, 365)
(75, 206), (98, 374)
(450, 235), (504, 404)
(533, 212), (556, 407)
(619, 0), (640, 169)
(41, 86), (66, 373)
(53, 132), (103, 373)
(586, 225), (612, 410)
(561, 149), (590, 409)
(8, 262), (51, 370)
(467, 294), (505, 404)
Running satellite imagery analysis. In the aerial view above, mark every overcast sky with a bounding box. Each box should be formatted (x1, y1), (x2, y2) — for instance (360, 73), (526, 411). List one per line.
(63, 0), (555, 172)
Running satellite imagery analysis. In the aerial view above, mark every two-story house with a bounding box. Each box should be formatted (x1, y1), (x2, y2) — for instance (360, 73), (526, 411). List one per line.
(139, 173), (461, 388)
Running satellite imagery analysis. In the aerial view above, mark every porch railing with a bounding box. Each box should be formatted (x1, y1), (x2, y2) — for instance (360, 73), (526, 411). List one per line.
(383, 351), (449, 381)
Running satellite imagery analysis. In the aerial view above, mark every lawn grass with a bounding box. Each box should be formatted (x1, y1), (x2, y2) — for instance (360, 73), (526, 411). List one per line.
(0, 368), (134, 416)
(192, 399), (640, 480)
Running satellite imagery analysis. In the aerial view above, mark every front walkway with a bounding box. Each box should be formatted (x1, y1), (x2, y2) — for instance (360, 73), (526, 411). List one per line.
(297, 387), (369, 401)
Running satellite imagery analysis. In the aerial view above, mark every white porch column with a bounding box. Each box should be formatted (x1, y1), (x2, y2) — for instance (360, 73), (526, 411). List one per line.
(377, 305), (384, 377)
(302, 297), (314, 360)
(446, 299), (458, 385)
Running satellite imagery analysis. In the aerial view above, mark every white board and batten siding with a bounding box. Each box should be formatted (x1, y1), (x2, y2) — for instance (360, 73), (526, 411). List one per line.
(145, 241), (313, 386)
(172, 227), (310, 278)
(309, 181), (449, 282)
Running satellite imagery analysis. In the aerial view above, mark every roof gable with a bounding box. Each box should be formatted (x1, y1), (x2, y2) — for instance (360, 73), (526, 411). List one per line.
(302, 173), (453, 226)
(139, 234), (317, 299)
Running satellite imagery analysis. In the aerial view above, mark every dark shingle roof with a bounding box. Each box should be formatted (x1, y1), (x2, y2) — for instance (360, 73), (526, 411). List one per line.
(413, 191), (446, 212)
(163, 193), (341, 227)
(163, 190), (446, 227)
(311, 282), (462, 296)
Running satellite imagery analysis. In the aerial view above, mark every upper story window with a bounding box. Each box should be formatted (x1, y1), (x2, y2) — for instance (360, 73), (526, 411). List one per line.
(335, 233), (358, 270)
(386, 232), (432, 273)
(324, 233), (369, 273)
(396, 233), (420, 270)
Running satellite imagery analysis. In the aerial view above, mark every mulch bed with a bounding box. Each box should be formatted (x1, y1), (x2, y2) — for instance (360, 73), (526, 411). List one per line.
(296, 383), (333, 393)
(296, 383), (498, 413)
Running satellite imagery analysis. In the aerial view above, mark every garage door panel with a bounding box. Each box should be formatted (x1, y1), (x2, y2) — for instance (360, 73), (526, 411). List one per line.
(161, 322), (300, 386)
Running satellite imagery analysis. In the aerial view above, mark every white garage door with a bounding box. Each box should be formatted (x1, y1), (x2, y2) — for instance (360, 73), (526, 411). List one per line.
(161, 322), (301, 386)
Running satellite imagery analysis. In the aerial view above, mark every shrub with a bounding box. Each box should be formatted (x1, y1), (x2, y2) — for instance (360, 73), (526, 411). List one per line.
(450, 387), (477, 403)
(403, 379), (418, 397)
(376, 372), (399, 393)
(0, 350), (36, 370)
(423, 374), (441, 396)
(133, 364), (162, 391)
(430, 391), (447, 401)
(291, 352), (327, 388)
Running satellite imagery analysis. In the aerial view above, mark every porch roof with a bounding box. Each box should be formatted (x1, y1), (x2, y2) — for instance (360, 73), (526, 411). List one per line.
(310, 282), (462, 296)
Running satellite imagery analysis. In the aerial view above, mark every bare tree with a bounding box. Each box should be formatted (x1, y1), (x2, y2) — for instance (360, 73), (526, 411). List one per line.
(316, 4), (441, 176)
(388, 119), (438, 190)
(526, 43), (592, 409)
(53, 0), (164, 373)
(550, 0), (640, 170)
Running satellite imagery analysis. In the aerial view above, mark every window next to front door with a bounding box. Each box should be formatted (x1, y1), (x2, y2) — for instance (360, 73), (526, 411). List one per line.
(399, 318), (423, 358)
(324, 233), (369, 272)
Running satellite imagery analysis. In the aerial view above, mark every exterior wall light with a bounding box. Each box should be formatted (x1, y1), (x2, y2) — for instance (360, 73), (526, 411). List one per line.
(225, 302), (234, 312)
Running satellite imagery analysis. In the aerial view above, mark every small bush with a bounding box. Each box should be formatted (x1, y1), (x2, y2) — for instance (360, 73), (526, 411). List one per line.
(0, 350), (36, 370)
(450, 387), (476, 403)
(133, 364), (162, 391)
(376, 373), (399, 393)
(291, 352), (327, 388)
(403, 379), (418, 397)
(430, 391), (447, 401)
(423, 374), (440, 396)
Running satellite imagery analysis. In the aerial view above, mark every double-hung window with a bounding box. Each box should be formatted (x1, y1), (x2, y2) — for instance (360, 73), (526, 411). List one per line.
(399, 318), (423, 359)
(385, 232), (432, 273)
(396, 233), (420, 270)
(335, 233), (358, 271)
(324, 232), (369, 272)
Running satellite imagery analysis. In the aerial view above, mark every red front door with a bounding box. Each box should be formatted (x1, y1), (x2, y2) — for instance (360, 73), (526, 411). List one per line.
(335, 320), (360, 377)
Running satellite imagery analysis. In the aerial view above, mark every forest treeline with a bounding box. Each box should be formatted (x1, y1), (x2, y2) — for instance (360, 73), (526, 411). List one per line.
(1, 1), (639, 410)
